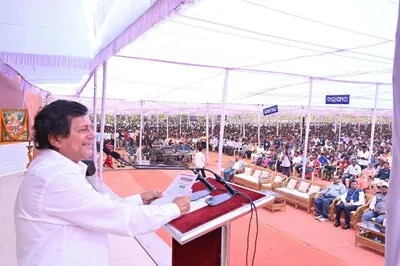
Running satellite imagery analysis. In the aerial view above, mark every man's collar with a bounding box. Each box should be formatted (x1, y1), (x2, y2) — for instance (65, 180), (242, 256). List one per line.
(41, 149), (88, 175)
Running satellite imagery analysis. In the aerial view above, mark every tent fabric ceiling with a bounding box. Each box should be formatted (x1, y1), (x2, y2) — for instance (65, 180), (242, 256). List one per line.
(76, 0), (395, 113)
(0, 0), (181, 89)
(1, 0), (396, 115)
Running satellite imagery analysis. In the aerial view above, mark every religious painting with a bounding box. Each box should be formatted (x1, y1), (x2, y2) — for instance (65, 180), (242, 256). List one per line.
(1, 109), (29, 142)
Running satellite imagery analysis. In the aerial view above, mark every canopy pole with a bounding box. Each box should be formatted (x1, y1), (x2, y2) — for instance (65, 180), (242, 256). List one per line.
(338, 109), (343, 143)
(179, 114), (182, 138)
(92, 69), (98, 169)
(300, 115), (303, 142)
(276, 121), (279, 136)
(113, 109), (117, 150)
(242, 115), (245, 139)
(206, 107), (210, 161)
(333, 114), (337, 133)
(369, 84), (379, 160)
(99, 61), (107, 182)
(166, 115), (169, 139)
(139, 100), (144, 164)
(217, 69), (229, 175)
(157, 115), (159, 133)
(301, 77), (313, 180)
(211, 115), (215, 136)
(257, 105), (261, 147)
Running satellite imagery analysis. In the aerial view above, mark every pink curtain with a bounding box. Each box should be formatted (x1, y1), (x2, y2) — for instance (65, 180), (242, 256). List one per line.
(0, 71), (23, 108)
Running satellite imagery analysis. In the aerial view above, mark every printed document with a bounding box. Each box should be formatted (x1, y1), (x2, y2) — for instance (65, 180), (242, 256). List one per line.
(150, 173), (197, 205)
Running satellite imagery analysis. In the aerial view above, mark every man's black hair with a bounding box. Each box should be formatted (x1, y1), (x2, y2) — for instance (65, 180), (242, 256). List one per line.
(34, 100), (88, 150)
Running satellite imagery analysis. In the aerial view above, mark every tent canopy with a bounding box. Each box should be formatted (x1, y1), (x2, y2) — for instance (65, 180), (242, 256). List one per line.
(0, 0), (396, 114)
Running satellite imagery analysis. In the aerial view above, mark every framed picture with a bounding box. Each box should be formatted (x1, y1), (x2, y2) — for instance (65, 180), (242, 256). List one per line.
(1, 109), (29, 142)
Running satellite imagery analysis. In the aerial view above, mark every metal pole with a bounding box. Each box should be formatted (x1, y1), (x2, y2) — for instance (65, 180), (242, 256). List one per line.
(369, 84), (379, 160)
(338, 109), (343, 143)
(92, 69), (98, 169)
(139, 100), (144, 163)
(276, 120), (279, 136)
(300, 115), (303, 142)
(166, 115), (169, 139)
(157, 115), (159, 133)
(99, 61), (107, 182)
(301, 77), (313, 180)
(113, 109), (117, 150)
(206, 109), (210, 161)
(257, 105), (261, 147)
(179, 114), (182, 137)
(212, 115), (215, 136)
(217, 69), (229, 175)
(242, 115), (245, 139)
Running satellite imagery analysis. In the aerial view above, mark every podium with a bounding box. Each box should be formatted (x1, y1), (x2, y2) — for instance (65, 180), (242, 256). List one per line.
(164, 178), (274, 266)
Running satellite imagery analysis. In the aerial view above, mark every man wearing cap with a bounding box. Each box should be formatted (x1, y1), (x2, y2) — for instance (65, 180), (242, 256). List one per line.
(361, 182), (389, 225)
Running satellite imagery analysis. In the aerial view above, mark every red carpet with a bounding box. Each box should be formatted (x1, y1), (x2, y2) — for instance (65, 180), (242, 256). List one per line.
(103, 152), (384, 266)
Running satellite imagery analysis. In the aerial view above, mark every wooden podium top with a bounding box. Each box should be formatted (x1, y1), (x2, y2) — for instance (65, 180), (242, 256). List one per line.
(164, 178), (274, 244)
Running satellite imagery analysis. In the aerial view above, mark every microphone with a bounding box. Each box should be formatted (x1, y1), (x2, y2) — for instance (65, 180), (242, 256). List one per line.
(204, 173), (238, 206)
(107, 150), (219, 202)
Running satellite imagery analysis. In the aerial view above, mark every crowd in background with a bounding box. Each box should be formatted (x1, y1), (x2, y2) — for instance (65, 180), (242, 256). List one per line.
(97, 117), (392, 227)
(97, 119), (392, 186)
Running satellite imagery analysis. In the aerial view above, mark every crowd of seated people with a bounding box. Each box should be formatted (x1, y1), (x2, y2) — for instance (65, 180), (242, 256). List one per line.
(96, 119), (392, 186)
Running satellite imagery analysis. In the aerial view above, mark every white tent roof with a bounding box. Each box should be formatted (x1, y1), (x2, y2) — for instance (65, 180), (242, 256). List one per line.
(1, 0), (396, 114)
(0, 0), (171, 87)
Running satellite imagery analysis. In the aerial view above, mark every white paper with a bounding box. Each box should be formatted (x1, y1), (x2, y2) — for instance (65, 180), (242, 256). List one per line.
(150, 173), (197, 205)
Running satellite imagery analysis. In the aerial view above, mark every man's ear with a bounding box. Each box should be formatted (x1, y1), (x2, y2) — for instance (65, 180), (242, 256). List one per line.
(48, 134), (62, 148)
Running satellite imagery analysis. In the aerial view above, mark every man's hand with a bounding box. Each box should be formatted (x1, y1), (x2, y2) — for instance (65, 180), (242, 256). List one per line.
(140, 190), (162, 205)
(173, 196), (191, 215)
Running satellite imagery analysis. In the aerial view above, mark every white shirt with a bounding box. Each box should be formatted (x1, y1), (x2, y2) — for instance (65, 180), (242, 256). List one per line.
(281, 154), (291, 167)
(194, 151), (206, 168)
(232, 161), (244, 170)
(344, 164), (362, 176)
(292, 155), (302, 164)
(14, 149), (180, 266)
(340, 190), (365, 206)
(357, 150), (369, 166)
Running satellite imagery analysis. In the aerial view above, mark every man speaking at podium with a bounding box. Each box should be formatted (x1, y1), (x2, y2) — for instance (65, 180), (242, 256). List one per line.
(14, 100), (190, 266)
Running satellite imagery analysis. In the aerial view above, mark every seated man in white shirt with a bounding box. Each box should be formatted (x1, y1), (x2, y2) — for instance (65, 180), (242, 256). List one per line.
(357, 146), (370, 170)
(14, 100), (190, 266)
(223, 156), (245, 182)
(341, 159), (362, 188)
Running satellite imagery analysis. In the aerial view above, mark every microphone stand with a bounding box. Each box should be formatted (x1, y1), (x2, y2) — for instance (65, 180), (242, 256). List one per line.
(107, 151), (217, 201)
(204, 172), (238, 206)
(103, 148), (238, 205)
